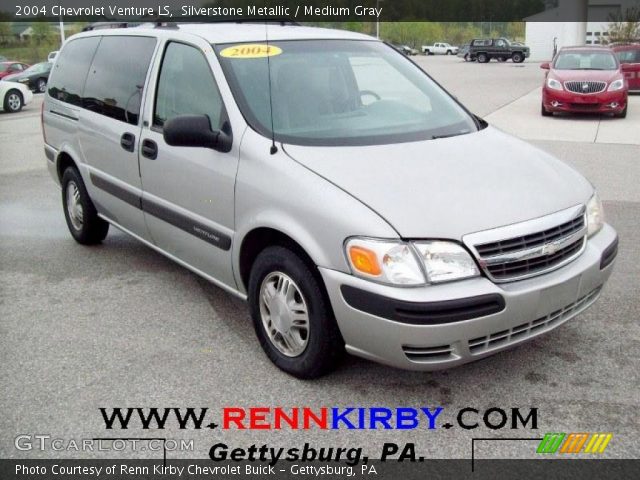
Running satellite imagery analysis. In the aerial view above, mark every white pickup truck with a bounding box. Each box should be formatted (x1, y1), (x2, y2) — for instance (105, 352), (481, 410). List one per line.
(422, 43), (459, 55)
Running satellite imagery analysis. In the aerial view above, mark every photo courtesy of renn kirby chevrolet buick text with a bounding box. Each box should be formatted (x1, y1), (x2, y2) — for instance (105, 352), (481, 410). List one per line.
(42, 22), (618, 378)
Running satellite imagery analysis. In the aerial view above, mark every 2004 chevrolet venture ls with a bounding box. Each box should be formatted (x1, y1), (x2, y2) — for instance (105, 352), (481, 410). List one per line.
(42, 22), (618, 378)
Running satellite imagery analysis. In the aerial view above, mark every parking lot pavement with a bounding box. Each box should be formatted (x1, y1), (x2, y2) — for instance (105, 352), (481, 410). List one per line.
(486, 87), (640, 145)
(1, 58), (639, 462)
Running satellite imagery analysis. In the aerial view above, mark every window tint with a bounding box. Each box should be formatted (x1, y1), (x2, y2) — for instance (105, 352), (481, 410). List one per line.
(83, 36), (156, 125)
(48, 37), (100, 106)
(154, 42), (224, 128)
(617, 49), (640, 63)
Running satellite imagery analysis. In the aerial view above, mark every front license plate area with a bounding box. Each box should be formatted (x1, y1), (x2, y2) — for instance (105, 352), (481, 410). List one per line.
(536, 275), (581, 317)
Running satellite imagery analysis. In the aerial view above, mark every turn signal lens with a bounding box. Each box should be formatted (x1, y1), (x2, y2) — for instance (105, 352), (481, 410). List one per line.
(348, 246), (381, 276)
(345, 238), (426, 285)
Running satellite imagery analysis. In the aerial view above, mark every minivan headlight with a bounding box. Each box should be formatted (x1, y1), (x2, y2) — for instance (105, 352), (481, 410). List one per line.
(345, 238), (481, 285)
(586, 192), (604, 237)
(345, 238), (426, 286)
(547, 78), (563, 91)
(413, 241), (480, 283)
(607, 79), (624, 92)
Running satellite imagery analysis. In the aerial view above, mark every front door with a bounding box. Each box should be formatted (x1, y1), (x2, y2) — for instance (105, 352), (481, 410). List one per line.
(139, 40), (239, 290)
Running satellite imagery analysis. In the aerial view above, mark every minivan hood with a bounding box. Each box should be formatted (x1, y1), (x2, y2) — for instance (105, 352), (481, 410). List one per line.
(283, 126), (593, 240)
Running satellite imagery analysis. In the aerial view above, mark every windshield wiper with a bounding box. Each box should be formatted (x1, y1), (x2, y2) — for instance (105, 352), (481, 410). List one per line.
(431, 131), (470, 140)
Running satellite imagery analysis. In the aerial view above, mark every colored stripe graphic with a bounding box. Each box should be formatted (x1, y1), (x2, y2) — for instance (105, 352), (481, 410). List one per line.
(584, 433), (613, 454)
(537, 433), (613, 454)
(560, 433), (589, 453)
(537, 433), (565, 453)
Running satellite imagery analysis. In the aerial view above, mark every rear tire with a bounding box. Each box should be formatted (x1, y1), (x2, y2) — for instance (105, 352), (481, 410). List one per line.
(248, 246), (344, 379)
(477, 53), (489, 63)
(61, 167), (109, 245)
(3, 90), (23, 113)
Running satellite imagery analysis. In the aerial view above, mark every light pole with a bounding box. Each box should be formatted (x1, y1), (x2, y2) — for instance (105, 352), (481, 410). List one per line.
(59, 17), (65, 45)
(376, 0), (384, 39)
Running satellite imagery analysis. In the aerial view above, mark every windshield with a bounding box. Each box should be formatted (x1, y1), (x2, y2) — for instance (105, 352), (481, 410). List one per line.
(215, 40), (477, 146)
(24, 62), (49, 74)
(554, 51), (618, 70)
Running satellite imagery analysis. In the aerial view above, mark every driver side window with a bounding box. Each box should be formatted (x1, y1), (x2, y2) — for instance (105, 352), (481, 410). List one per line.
(154, 42), (224, 129)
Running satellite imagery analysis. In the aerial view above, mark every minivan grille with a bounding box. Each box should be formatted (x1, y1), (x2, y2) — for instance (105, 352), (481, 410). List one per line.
(475, 216), (584, 257)
(471, 210), (587, 282)
(468, 287), (601, 354)
(486, 237), (584, 280)
(564, 81), (606, 94)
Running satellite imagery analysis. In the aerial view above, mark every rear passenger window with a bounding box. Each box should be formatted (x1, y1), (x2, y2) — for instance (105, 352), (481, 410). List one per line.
(47, 37), (100, 106)
(154, 42), (224, 129)
(83, 36), (156, 125)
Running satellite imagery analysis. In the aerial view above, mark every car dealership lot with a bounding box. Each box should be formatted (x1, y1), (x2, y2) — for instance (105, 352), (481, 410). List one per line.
(1, 55), (639, 461)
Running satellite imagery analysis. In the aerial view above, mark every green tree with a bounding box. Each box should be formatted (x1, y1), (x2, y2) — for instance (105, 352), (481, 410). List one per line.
(607, 6), (640, 44)
(0, 22), (11, 45)
(31, 22), (52, 44)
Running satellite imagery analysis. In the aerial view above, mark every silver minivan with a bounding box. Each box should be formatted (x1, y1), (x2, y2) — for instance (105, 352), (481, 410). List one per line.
(43, 23), (618, 378)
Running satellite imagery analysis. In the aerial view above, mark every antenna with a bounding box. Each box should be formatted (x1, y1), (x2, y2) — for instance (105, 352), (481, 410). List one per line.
(265, 22), (278, 155)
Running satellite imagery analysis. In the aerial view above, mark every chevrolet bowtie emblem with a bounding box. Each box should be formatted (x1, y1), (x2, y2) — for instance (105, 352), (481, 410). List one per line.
(542, 242), (560, 255)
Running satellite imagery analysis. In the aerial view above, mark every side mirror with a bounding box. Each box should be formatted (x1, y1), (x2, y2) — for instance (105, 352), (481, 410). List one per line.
(540, 62), (550, 70)
(163, 114), (232, 153)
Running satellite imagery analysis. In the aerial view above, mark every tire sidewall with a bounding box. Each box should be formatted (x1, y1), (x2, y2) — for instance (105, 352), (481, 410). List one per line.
(248, 246), (342, 378)
(5, 91), (22, 112)
(37, 78), (47, 93)
(61, 167), (108, 244)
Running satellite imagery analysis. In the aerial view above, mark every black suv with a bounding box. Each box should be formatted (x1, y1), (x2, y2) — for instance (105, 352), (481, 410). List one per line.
(468, 38), (530, 63)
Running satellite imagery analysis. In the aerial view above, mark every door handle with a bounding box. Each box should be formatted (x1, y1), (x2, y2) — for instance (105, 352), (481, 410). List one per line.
(141, 139), (158, 160)
(120, 132), (135, 152)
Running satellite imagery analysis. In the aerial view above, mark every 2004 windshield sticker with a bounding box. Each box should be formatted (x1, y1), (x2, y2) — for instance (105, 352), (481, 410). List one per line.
(220, 44), (283, 59)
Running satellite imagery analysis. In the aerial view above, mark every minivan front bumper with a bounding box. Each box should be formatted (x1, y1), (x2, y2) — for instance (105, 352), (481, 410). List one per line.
(319, 224), (617, 371)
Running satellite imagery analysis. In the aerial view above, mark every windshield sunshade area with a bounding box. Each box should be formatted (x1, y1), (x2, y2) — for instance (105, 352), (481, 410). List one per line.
(554, 52), (618, 71)
(215, 40), (477, 146)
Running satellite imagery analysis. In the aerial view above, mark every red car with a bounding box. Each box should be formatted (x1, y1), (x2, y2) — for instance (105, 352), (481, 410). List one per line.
(0, 61), (30, 80)
(541, 46), (628, 118)
(612, 44), (640, 92)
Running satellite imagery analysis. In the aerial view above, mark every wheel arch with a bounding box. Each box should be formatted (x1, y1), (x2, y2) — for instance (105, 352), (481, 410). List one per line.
(237, 227), (323, 294)
(56, 151), (80, 182)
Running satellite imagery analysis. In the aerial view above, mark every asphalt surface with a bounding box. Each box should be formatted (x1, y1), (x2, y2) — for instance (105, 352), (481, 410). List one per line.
(1, 55), (639, 462)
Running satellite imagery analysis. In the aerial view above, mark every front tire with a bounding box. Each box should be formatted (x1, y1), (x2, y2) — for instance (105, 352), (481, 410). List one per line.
(248, 246), (343, 379)
(512, 52), (524, 63)
(615, 104), (627, 118)
(61, 167), (109, 244)
(477, 53), (489, 63)
(541, 102), (553, 117)
(3, 90), (23, 113)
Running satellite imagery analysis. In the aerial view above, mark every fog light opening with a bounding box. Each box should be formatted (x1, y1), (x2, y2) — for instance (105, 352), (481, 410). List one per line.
(608, 102), (619, 108)
(551, 100), (562, 107)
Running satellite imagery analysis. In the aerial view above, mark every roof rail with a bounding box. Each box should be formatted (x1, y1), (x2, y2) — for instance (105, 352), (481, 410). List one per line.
(82, 22), (138, 31)
(82, 19), (298, 32)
